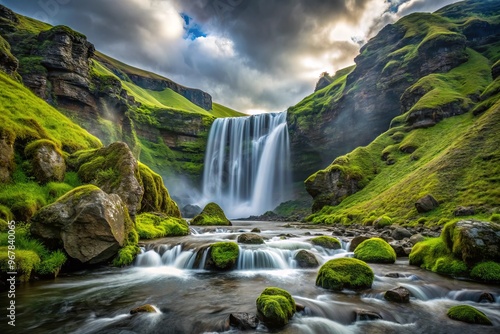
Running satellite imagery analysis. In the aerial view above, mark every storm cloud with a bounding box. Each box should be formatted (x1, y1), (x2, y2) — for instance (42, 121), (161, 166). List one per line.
(2, 0), (459, 113)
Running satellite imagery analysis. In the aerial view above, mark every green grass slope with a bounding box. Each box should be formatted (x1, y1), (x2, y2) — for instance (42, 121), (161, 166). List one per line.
(307, 54), (500, 226)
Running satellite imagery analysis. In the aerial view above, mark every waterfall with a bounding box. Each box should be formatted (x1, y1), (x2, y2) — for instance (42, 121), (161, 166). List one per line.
(202, 112), (291, 218)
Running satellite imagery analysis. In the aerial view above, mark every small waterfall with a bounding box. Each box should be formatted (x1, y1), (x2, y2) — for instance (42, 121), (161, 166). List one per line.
(236, 247), (295, 270)
(202, 112), (291, 218)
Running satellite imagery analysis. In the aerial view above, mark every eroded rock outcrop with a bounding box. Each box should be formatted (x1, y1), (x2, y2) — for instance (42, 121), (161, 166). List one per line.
(31, 185), (132, 264)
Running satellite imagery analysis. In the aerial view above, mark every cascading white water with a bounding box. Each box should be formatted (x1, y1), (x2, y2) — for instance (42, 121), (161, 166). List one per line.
(202, 112), (291, 218)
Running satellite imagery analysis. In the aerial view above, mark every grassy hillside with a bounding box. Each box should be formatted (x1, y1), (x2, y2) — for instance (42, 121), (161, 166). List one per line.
(303, 0), (500, 226)
(307, 61), (500, 226)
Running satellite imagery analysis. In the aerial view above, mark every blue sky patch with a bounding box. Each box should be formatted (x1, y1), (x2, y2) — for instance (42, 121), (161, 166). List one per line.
(180, 13), (207, 40)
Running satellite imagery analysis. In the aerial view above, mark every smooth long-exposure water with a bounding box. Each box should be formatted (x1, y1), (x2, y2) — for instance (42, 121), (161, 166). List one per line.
(4, 222), (500, 334)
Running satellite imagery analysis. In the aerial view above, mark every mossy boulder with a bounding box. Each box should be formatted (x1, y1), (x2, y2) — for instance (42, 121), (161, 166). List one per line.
(207, 242), (239, 270)
(311, 236), (341, 249)
(68, 142), (144, 218)
(294, 250), (319, 268)
(374, 215), (392, 229)
(31, 185), (133, 264)
(136, 212), (189, 239)
(256, 287), (295, 329)
(354, 238), (397, 263)
(192, 202), (231, 226)
(237, 233), (264, 244)
(316, 258), (374, 291)
(137, 163), (181, 218)
(470, 261), (500, 283)
(24, 139), (66, 183)
(447, 305), (492, 325)
(0, 127), (15, 183)
(0, 247), (40, 282)
(130, 304), (157, 314)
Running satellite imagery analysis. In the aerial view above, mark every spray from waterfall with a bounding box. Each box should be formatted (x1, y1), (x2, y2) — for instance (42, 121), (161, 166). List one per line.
(202, 112), (291, 218)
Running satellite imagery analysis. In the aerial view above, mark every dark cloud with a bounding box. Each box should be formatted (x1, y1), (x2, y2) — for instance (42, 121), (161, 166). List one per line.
(1, 0), (460, 113)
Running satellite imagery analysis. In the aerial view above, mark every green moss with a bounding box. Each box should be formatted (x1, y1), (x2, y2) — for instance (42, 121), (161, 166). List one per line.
(137, 163), (181, 217)
(470, 261), (500, 282)
(310, 236), (341, 249)
(256, 287), (295, 328)
(113, 244), (140, 267)
(375, 216), (393, 228)
(491, 213), (500, 223)
(0, 247), (40, 282)
(136, 213), (189, 239)
(354, 238), (397, 263)
(24, 139), (63, 157)
(210, 242), (239, 270)
(447, 305), (492, 325)
(192, 202), (231, 226)
(0, 205), (13, 222)
(36, 250), (66, 276)
(0, 71), (101, 152)
(316, 258), (374, 291)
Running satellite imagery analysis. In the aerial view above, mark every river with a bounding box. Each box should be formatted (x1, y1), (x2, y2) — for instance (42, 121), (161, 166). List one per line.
(5, 221), (500, 334)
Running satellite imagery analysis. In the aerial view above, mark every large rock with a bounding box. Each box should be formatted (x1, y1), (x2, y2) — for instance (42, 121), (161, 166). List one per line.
(316, 258), (374, 291)
(256, 287), (295, 329)
(449, 220), (500, 267)
(31, 185), (132, 264)
(228, 313), (259, 330)
(354, 238), (397, 263)
(25, 139), (66, 183)
(192, 202), (231, 226)
(415, 194), (439, 213)
(384, 286), (410, 303)
(305, 167), (361, 212)
(237, 233), (264, 245)
(392, 227), (412, 240)
(0, 128), (15, 183)
(349, 236), (370, 252)
(294, 250), (319, 268)
(69, 142), (144, 218)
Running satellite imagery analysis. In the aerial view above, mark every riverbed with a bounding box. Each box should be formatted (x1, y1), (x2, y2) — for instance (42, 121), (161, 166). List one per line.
(5, 221), (500, 334)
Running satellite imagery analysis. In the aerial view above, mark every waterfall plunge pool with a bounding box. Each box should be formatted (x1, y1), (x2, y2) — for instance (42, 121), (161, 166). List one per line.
(6, 221), (500, 334)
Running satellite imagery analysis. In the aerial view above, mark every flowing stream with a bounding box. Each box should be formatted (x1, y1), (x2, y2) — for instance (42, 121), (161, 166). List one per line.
(202, 112), (291, 218)
(5, 221), (500, 334)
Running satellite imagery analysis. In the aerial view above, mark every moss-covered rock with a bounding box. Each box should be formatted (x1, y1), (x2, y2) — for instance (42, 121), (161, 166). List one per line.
(136, 212), (189, 239)
(68, 142), (144, 217)
(24, 139), (66, 183)
(470, 261), (500, 283)
(311, 236), (341, 249)
(447, 305), (492, 325)
(374, 215), (392, 229)
(130, 304), (157, 314)
(256, 287), (295, 329)
(137, 162), (181, 218)
(237, 233), (264, 244)
(192, 202), (231, 226)
(354, 238), (397, 263)
(316, 258), (374, 291)
(208, 242), (239, 270)
(31, 185), (132, 265)
(0, 127), (15, 183)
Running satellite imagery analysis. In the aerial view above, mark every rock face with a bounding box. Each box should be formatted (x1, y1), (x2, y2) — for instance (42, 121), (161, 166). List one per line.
(384, 286), (411, 303)
(450, 220), (500, 266)
(31, 185), (131, 264)
(415, 194), (439, 213)
(25, 140), (66, 183)
(305, 167), (361, 212)
(69, 142), (144, 218)
(0, 128), (14, 183)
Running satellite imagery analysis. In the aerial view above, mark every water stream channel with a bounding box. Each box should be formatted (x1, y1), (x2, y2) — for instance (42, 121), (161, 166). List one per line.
(6, 221), (500, 334)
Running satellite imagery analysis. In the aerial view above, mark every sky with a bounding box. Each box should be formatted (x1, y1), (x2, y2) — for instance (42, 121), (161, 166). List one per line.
(2, 0), (460, 114)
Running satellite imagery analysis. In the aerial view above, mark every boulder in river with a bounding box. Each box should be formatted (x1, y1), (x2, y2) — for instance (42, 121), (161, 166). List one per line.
(237, 233), (265, 244)
(316, 258), (374, 291)
(447, 305), (492, 325)
(256, 287), (295, 329)
(206, 242), (239, 270)
(384, 286), (410, 303)
(130, 304), (157, 314)
(354, 238), (397, 263)
(354, 308), (383, 321)
(229, 312), (259, 330)
(311, 235), (341, 249)
(31, 185), (133, 264)
(294, 250), (319, 268)
(192, 202), (232, 226)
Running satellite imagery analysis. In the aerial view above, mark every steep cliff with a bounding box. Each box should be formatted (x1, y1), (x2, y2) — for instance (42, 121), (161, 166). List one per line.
(302, 0), (500, 225)
(288, 0), (499, 182)
(0, 5), (245, 184)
